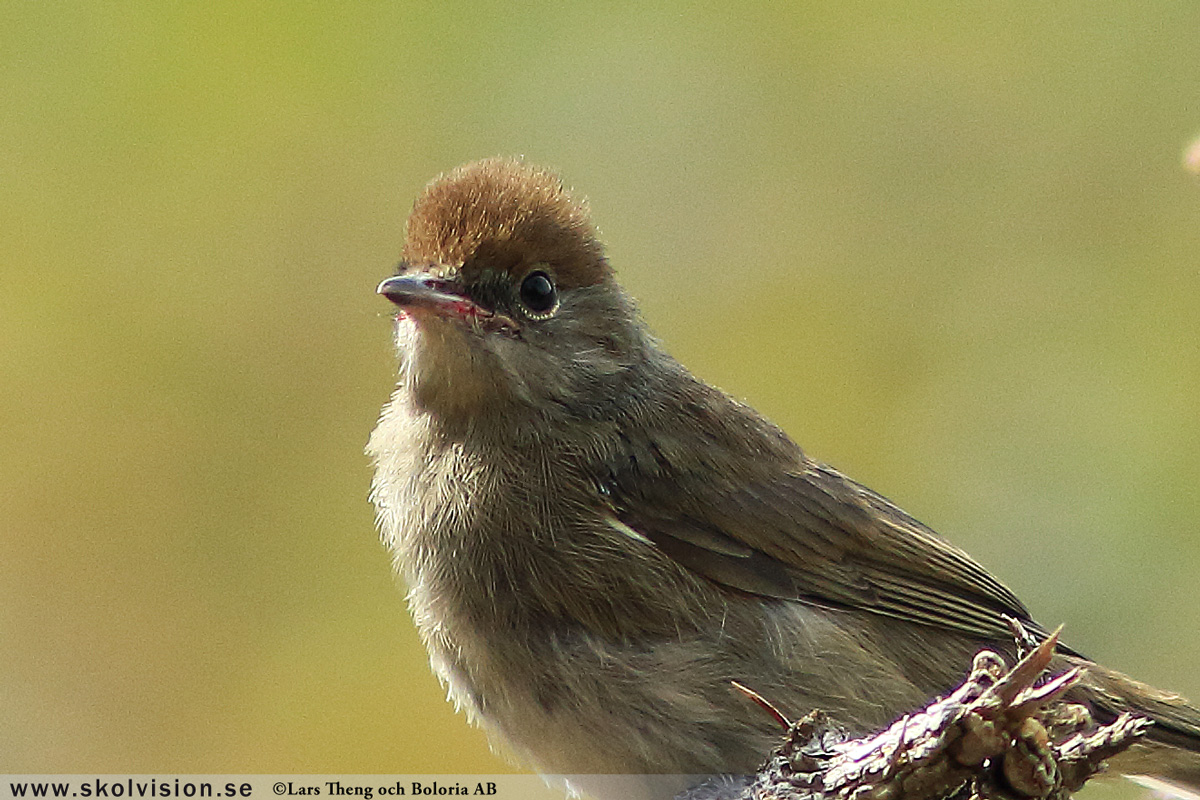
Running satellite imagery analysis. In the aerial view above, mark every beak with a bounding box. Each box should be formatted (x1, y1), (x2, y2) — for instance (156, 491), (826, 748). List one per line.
(376, 272), (481, 318)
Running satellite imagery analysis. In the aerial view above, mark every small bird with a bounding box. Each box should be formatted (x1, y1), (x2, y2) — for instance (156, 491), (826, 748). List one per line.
(368, 158), (1200, 800)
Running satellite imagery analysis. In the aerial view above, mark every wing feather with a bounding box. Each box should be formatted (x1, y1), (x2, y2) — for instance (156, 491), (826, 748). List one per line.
(607, 453), (1043, 641)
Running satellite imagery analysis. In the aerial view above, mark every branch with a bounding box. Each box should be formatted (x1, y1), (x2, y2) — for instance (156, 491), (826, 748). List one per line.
(683, 631), (1150, 800)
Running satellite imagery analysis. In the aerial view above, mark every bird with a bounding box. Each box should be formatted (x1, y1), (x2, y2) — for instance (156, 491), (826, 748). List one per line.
(367, 157), (1200, 800)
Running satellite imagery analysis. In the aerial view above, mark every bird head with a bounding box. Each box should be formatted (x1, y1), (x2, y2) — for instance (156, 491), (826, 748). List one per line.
(379, 159), (649, 428)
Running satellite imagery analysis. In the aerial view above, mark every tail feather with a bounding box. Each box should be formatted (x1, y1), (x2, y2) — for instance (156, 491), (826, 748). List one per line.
(1128, 773), (1200, 800)
(1066, 656), (1200, 791)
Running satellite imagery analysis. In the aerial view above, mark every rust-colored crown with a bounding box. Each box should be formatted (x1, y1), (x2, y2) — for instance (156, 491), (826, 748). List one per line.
(402, 158), (611, 289)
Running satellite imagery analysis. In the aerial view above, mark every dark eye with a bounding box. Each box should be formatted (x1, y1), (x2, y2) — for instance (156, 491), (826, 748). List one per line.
(518, 270), (557, 316)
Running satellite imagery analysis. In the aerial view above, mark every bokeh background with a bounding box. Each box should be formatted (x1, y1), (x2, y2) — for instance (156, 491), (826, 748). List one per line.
(3, 2), (1198, 795)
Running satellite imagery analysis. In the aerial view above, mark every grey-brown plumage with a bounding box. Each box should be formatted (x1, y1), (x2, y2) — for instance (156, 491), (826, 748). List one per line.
(368, 158), (1200, 800)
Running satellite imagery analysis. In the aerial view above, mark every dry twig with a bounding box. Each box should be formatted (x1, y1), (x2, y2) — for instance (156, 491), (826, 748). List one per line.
(686, 632), (1149, 800)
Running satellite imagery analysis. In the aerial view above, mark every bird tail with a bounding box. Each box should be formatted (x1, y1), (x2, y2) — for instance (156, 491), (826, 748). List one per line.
(1068, 657), (1200, 793)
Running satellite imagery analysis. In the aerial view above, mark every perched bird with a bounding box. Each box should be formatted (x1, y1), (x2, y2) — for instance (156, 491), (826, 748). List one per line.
(368, 158), (1200, 800)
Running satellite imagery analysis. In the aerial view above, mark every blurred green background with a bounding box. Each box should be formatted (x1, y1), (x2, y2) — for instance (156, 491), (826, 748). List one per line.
(3, 0), (1199, 792)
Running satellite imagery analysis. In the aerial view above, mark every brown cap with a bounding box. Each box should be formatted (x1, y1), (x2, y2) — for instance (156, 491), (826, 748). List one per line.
(402, 158), (610, 289)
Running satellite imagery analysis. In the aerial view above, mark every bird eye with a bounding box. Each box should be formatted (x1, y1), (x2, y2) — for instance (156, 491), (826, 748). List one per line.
(518, 270), (558, 316)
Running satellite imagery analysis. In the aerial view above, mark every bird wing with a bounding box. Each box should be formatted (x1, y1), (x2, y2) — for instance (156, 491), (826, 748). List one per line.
(608, 457), (1043, 642)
